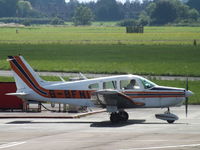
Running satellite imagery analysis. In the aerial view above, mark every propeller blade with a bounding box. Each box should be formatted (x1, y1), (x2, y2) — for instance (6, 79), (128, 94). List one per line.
(185, 97), (188, 117)
(185, 77), (189, 117)
(186, 77), (189, 91)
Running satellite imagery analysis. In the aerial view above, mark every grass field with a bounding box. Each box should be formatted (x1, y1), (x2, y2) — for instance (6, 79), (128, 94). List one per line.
(0, 44), (199, 76)
(0, 26), (200, 76)
(0, 26), (200, 45)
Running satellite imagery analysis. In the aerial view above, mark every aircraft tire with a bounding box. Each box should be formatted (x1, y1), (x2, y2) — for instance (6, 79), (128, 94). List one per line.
(167, 120), (175, 124)
(110, 112), (120, 123)
(119, 111), (129, 121)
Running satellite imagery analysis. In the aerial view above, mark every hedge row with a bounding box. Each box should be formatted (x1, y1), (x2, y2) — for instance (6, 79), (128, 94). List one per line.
(0, 17), (64, 25)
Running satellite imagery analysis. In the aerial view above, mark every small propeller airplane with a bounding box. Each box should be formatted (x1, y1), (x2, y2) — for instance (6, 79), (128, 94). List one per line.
(7, 56), (193, 123)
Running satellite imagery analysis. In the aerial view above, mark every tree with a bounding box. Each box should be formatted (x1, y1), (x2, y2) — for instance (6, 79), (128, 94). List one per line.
(50, 17), (64, 25)
(138, 11), (150, 26)
(123, 0), (147, 19)
(0, 0), (18, 17)
(65, 0), (79, 20)
(188, 8), (199, 20)
(72, 6), (94, 25)
(187, 0), (200, 12)
(146, 0), (199, 25)
(95, 0), (123, 21)
(17, 0), (42, 18)
(17, 0), (32, 17)
(150, 0), (179, 25)
(118, 19), (138, 26)
(28, 0), (67, 19)
(145, 2), (156, 23)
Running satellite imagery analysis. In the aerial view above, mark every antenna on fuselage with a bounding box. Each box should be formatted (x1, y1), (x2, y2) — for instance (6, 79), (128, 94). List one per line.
(79, 72), (88, 80)
(58, 75), (66, 82)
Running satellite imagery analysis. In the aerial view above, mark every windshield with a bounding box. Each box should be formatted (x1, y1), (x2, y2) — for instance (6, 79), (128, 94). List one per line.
(140, 78), (157, 89)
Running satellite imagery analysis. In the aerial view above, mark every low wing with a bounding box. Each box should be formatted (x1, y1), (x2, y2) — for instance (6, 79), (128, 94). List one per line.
(91, 89), (145, 109)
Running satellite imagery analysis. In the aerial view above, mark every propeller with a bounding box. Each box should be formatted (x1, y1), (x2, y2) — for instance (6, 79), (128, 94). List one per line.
(185, 77), (189, 117)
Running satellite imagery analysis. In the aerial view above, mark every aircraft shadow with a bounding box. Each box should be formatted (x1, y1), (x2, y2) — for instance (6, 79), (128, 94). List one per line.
(6, 121), (94, 124)
(6, 120), (186, 127)
(6, 119), (146, 127)
(90, 119), (146, 127)
(90, 120), (186, 127)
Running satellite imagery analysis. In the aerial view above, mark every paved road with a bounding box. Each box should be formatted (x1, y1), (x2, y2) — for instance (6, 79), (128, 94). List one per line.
(0, 70), (200, 81)
(0, 105), (200, 150)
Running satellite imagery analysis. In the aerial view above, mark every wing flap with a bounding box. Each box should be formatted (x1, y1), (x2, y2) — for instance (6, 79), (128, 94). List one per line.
(91, 90), (145, 108)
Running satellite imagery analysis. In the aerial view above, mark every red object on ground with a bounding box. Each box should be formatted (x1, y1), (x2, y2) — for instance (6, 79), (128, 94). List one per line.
(0, 82), (23, 110)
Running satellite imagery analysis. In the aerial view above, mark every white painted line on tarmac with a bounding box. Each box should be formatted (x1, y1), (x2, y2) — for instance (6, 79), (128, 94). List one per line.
(0, 142), (26, 149)
(120, 143), (200, 150)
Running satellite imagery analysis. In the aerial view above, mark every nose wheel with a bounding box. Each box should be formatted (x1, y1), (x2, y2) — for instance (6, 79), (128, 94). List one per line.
(110, 111), (129, 123)
(167, 120), (175, 124)
(155, 107), (179, 124)
(166, 108), (175, 124)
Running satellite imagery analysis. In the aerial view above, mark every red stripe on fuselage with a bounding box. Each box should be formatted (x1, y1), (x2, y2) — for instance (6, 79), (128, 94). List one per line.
(124, 91), (185, 98)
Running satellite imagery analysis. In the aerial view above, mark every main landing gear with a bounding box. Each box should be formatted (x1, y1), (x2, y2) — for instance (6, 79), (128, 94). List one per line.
(110, 111), (129, 123)
(155, 107), (179, 124)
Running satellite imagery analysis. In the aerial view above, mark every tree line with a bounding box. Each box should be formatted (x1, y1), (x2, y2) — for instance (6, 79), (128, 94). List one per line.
(0, 0), (199, 26)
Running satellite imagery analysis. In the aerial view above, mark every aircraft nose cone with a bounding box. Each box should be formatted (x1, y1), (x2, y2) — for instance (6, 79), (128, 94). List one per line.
(185, 90), (194, 97)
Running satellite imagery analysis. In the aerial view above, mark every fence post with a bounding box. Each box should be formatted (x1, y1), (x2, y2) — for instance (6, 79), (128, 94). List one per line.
(194, 39), (197, 46)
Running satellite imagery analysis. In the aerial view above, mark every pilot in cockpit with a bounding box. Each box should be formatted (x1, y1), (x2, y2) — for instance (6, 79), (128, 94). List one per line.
(126, 79), (136, 89)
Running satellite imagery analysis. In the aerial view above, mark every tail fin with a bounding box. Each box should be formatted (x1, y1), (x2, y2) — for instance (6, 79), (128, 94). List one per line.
(7, 56), (48, 96)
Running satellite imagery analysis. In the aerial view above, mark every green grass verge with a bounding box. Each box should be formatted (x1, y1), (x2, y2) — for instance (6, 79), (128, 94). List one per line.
(0, 44), (200, 76)
(0, 76), (199, 104)
(0, 26), (199, 45)
(0, 76), (15, 82)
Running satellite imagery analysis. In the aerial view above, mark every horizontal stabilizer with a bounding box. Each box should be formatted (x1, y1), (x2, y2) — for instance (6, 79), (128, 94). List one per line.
(6, 93), (29, 96)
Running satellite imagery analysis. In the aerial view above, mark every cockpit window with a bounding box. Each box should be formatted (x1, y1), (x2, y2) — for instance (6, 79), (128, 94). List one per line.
(103, 81), (117, 89)
(88, 83), (99, 89)
(120, 79), (140, 90)
(140, 78), (156, 89)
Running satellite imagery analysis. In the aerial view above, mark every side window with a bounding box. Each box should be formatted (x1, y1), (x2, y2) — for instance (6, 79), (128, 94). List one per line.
(120, 79), (140, 90)
(88, 83), (99, 90)
(103, 81), (117, 89)
(120, 80), (130, 89)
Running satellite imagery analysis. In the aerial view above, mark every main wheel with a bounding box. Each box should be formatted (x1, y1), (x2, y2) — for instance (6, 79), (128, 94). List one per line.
(167, 120), (175, 124)
(119, 111), (129, 121)
(110, 112), (120, 123)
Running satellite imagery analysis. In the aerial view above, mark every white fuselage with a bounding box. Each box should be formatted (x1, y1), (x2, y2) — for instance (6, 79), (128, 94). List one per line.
(20, 75), (186, 108)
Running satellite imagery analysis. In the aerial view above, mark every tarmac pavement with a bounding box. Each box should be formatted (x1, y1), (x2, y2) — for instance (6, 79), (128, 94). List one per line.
(0, 105), (200, 150)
